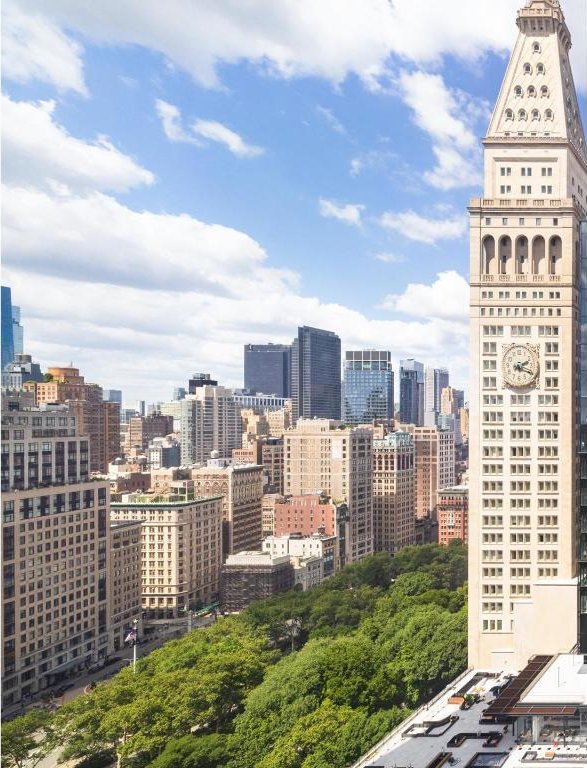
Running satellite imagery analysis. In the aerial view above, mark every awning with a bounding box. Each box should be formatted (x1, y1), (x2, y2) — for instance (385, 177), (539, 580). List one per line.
(483, 655), (553, 719)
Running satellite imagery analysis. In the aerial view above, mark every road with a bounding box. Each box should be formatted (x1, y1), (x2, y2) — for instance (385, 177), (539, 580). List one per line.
(15, 617), (216, 767)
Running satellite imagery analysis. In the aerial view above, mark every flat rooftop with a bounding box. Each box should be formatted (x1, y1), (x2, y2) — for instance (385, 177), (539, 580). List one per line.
(354, 664), (587, 768)
(520, 654), (587, 706)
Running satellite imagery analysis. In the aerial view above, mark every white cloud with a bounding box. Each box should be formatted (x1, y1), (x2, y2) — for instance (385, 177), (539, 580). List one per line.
(192, 120), (264, 158)
(4, 0), (585, 94)
(2, 185), (295, 295)
(319, 198), (364, 227)
(379, 209), (466, 244)
(2, 2), (87, 94)
(380, 271), (469, 322)
(155, 100), (263, 157)
(2, 95), (469, 400)
(316, 106), (347, 135)
(375, 252), (405, 264)
(398, 70), (487, 190)
(2, 94), (154, 193)
(155, 99), (201, 145)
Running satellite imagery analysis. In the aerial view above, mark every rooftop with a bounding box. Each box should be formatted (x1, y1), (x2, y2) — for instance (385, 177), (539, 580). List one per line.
(355, 661), (587, 768)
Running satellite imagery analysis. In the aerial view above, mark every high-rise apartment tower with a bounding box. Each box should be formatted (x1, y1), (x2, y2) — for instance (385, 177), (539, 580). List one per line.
(291, 327), (341, 422)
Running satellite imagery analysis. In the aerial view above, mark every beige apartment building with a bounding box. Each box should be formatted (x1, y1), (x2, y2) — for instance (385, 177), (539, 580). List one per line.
(266, 406), (291, 437)
(284, 419), (373, 562)
(468, 0), (586, 670)
(111, 493), (223, 619)
(1, 392), (111, 707)
(110, 520), (142, 650)
(192, 462), (264, 557)
(403, 425), (455, 519)
(124, 413), (173, 454)
(24, 366), (121, 473)
(372, 431), (416, 554)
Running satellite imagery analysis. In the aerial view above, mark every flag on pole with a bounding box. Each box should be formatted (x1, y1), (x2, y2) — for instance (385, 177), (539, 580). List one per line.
(125, 628), (137, 644)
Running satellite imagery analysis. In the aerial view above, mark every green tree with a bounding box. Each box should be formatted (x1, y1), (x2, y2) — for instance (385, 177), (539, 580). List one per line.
(147, 734), (235, 768)
(1, 709), (54, 768)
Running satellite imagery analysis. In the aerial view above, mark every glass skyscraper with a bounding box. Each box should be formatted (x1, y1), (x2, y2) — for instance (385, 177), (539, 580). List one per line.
(343, 350), (394, 424)
(291, 326), (341, 421)
(243, 343), (291, 396)
(1, 286), (15, 371)
(399, 359), (424, 425)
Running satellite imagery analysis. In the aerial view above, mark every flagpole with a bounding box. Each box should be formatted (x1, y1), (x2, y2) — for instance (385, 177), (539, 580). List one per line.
(132, 618), (138, 674)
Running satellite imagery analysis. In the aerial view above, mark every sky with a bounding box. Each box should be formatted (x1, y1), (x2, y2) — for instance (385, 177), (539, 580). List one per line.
(2, 0), (586, 405)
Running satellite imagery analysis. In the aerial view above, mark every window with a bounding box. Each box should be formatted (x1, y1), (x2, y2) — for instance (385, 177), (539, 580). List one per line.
(542, 167), (553, 176)
(521, 185), (532, 195)
(533, 42), (541, 53)
(540, 85), (548, 97)
(519, 109), (527, 121)
(501, 167), (512, 176)
(528, 86), (536, 97)
(521, 167), (532, 176)
(531, 109), (540, 121)
(523, 63), (532, 74)
(505, 109), (514, 121)
(537, 63), (545, 74)
(500, 185), (511, 194)
(545, 109), (553, 120)
(541, 185), (553, 194)
(514, 86), (523, 98)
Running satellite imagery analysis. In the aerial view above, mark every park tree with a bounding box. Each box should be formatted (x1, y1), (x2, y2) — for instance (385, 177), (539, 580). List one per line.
(1, 709), (54, 768)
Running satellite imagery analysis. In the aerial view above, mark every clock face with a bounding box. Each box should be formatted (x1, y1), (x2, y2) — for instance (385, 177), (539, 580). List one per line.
(502, 344), (539, 388)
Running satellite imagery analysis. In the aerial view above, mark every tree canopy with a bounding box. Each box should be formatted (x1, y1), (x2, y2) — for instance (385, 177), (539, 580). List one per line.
(3, 543), (468, 768)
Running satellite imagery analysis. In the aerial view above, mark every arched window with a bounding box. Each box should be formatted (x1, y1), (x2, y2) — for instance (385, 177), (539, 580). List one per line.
(516, 236), (529, 275)
(531, 109), (540, 121)
(532, 236), (545, 275)
(528, 86), (536, 97)
(519, 109), (527, 121)
(537, 63), (545, 74)
(549, 236), (562, 275)
(523, 63), (532, 74)
(540, 85), (549, 97)
(514, 86), (523, 98)
(499, 236), (512, 275)
(533, 42), (541, 53)
(545, 109), (554, 121)
(505, 109), (514, 121)
(482, 236), (496, 275)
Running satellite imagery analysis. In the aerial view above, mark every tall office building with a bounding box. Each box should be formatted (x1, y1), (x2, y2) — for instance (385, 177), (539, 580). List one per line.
(2, 354), (43, 389)
(399, 359), (424, 425)
(403, 424), (455, 519)
(343, 350), (394, 424)
(11, 305), (23, 357)
(103, 389), (123, 405)
(111, 493), (223, 619)
(161, 384), (242, 465)
(372, 432), (416, 554)
(192, 462), (264, 557)
(1, 392), (111, 706)
(1, 286), (15, 371)
(25, 366), (121, 473)
(424, 367), (449, 425)
(468, 0), (586, 669)
(284, 419), (373, 562)
(291, 326), (341, 422)
(244, 343), (291, 397)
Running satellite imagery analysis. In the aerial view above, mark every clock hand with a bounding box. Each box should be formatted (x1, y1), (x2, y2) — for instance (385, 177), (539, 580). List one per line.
(519, 366), (533, 374)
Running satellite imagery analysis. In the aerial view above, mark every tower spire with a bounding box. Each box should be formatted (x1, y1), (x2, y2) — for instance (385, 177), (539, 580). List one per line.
(486, 0), (585, 166)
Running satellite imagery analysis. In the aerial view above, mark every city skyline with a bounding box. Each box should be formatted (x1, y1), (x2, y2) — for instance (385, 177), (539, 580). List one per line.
(4, 1), (585, 402)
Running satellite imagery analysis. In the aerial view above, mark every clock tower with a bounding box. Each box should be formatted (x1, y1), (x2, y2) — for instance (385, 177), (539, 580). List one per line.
(468, 0), (587, 670)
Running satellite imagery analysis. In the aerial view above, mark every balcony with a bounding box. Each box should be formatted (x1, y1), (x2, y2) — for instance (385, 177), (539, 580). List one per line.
(479, 273), (562, 283)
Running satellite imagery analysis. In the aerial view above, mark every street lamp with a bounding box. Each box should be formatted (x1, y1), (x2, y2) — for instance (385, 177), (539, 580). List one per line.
(131, 618), (138, 674)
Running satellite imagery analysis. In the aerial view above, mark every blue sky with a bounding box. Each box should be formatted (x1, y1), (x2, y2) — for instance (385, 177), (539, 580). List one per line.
(2, 0), (586, 404)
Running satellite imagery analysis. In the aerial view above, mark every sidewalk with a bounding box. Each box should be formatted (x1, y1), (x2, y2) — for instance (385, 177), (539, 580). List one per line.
(2, 616), (214, 721)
